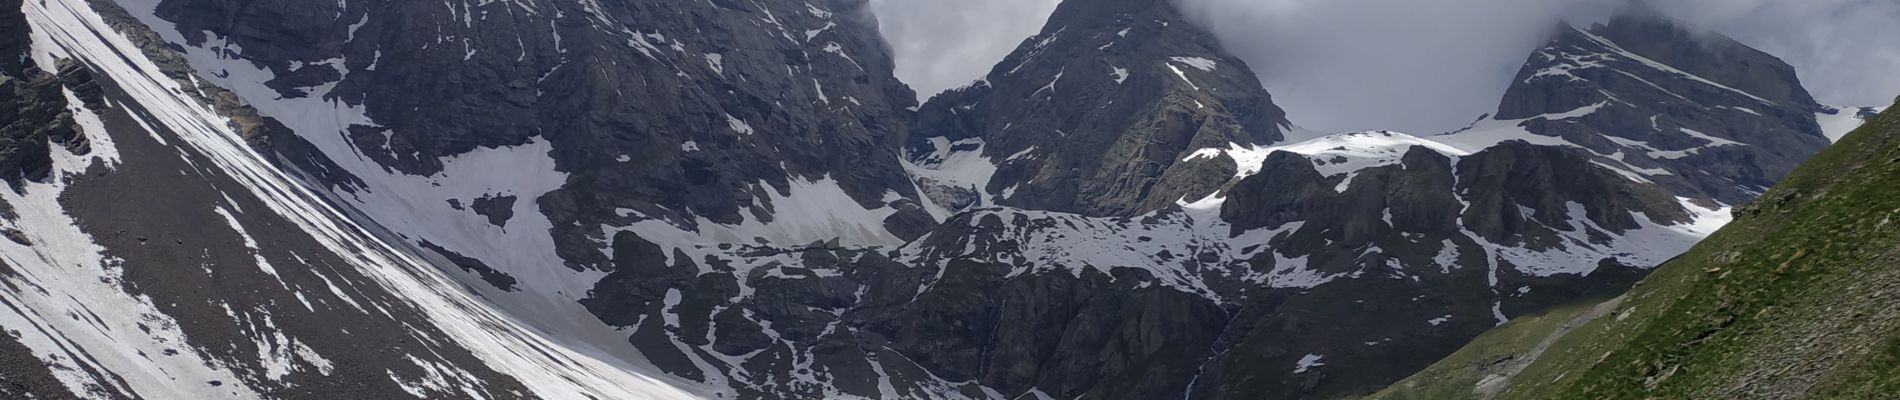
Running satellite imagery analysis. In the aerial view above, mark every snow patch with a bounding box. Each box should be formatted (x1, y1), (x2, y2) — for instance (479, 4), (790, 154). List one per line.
(682, 175), (905, 247)
(726, 114), (755, 135)
(704, 53), (724, 76)
(1164, 63), (1199, 91)
(1818, 105), (1883, 142)
(1169, 56), (1217, 72)
(1293, 354), (1325, 374)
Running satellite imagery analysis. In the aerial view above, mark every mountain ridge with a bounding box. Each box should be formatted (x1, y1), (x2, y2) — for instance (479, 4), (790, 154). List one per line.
(0, 0), (1877, 398)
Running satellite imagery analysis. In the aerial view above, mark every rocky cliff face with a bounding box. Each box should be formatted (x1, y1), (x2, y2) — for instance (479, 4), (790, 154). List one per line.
(1185, 136), (1700, 399)
(1169, 7), (1836, 395)
(0, 0), (93, 187)
(0, 0), (1863, 399)
(154, 0), (935, 253)
(1483, 4), (1828, 205)
(908, 0), (1290, 217)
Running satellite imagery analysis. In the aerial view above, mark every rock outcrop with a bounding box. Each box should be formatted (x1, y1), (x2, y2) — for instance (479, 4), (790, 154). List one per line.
(908, 0), (1290, 217)
(1485, 4), (1827, 204)
(0, 0), (92, 187)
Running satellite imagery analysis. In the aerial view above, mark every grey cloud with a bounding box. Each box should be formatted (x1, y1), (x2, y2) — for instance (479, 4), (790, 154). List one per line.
(1646, 0), (1900, 110)
(868, 0), (1062, 102)
(1175, 0), (1618, 134)
(873, 0), (1900, 134)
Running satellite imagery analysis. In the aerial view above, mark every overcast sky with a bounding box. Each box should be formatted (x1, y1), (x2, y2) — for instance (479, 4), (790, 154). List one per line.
(866, 0), (1062, 102)
(870, 0), (1900, 135)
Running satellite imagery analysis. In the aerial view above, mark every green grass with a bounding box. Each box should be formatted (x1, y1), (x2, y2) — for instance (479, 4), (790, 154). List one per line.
(1364, 298), (1614, 400)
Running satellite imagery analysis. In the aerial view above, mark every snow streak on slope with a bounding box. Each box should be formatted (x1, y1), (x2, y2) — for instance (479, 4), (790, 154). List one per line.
(26, 0), (709, 397)
(1191, 130), (1473, 183)
(1432, 109), (1592, 154)
(0, 71), (257, 398)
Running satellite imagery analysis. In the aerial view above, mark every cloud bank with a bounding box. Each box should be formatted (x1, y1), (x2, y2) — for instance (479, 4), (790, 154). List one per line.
(1174, 0), (1616, 134)
(1646, 0), (1900, 110)
(871, 0), (1900, 134)
(867, 0), (1061, 102)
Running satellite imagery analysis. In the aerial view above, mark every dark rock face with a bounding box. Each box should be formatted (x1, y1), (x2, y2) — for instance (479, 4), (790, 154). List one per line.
(469, 194), (516, 228)
(153, 0), (933, 260)
(55, 59), (107, 111)
(580, 232), (962, 398)
(0, 0), (92, 187)
(0, 72), (60, 185)
(1190, 140), (1688, 398)
(909, 0), (1289, 217)
(577, 210), (1251, 400)
(869, 260), (1229, 400)
(420, 240), (519, 291)
(1491, 5), (1827, 205)
(1454, 141), (1689, 247)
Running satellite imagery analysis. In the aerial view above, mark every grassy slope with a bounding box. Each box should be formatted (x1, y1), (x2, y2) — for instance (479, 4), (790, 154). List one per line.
(1370, 99), (1900, 400)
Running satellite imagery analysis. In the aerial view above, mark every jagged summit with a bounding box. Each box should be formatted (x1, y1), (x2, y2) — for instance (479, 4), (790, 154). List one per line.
(1589, 3), (1819, 113)
(907, 0), (1290, 217)
(1450, 3), (1829, 205)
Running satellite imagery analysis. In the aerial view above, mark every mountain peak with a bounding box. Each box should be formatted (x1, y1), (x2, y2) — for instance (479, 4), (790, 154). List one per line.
(1588, 2), (1820, 112)
(1476, 6), (1829, 205)
(907, 0), (1290, 217)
